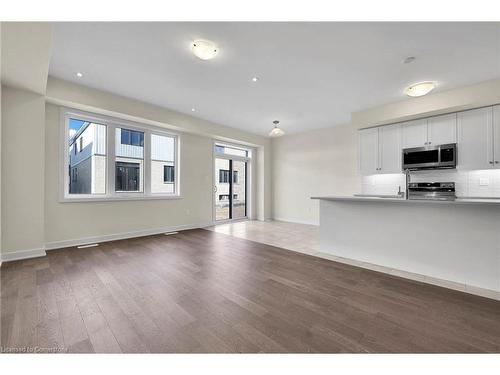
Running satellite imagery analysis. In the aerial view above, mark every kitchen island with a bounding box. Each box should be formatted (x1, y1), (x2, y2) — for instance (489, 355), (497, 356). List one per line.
(311, 196), (500, 299)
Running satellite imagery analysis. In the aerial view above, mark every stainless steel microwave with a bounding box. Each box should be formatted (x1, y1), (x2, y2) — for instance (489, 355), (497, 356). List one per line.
(402, 143), (457, 171)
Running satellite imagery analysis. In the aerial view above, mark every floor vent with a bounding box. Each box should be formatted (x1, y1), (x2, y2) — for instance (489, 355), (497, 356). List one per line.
(77, 243), (99, 249)
(164, 231), (179, 236)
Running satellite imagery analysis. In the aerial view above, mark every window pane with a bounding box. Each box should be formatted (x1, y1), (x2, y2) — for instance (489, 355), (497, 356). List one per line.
(68, 118), (106, 195)
(151, 133), (176, 194)
(215, 158), (230, 220)
(121, 129), (130, 145)
(131, 131), (143, 146)
(214, 144), (250, 158)
(116, 128), (144, 192)
(232, 160), (247, 219)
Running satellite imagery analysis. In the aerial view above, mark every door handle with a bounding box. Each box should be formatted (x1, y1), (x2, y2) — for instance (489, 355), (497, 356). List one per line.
(214, 186), (217, 192)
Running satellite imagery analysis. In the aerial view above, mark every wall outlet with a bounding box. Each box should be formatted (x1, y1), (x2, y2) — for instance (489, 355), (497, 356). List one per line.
(479, 178), (489, 186)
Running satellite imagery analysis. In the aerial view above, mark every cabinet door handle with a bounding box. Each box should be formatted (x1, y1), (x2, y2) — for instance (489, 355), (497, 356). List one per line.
(496, 161), (499, 164)
(489, 161), (494, 164)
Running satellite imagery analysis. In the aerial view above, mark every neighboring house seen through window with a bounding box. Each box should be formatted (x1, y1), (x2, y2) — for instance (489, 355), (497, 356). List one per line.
(63, 109), (179, 200)
(163, 165), (174, 183)
(219, 169), (230, 183)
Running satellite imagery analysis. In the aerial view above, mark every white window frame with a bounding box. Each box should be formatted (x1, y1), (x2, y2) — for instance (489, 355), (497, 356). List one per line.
(60, 107), (181, 202)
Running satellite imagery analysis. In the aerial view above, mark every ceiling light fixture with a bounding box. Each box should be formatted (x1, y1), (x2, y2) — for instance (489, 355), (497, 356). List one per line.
(403, 56), (416, 64)
(404, 81), (436, 97)
(252, 77), (259, 82)
(76, 72), (83, 78)
(191, 39), (218, 60)
(191, 108), (196, 112)
(269, 120), (285, 137)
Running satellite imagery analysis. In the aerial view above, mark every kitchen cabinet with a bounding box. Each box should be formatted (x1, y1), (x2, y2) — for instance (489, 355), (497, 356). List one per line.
(427, 113), (457, 146)
(494, 105), (500, 168)
(402, 119), (428, 148)
(402, 114), (457, 148)
(359, 127), (379, 175)
(359, 124), (401, 175)
(457, 106), (495, 170)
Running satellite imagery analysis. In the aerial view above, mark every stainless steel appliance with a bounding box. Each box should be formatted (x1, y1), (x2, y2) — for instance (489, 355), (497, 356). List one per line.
(407, 182), (456, 201)
(402, 143), (456, 170)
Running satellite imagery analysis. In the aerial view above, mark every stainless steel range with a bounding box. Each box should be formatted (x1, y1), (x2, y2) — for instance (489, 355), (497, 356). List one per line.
(407, 182), (456, 201)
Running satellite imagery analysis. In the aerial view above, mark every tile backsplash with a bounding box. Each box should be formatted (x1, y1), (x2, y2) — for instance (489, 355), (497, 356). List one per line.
(361, 169), (500, 197)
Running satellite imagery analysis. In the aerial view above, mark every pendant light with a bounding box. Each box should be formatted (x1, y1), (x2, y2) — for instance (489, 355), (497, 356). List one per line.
(269, 120), (285, 137)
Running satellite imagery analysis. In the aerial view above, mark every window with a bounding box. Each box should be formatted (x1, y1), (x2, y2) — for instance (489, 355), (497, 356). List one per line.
(163, 165), (174, 183)
(233, 171), (238, 184)
(121, 129), (144, 146)
(62, 108), (179, 200)
(116, 127), (144, 193)
(116, 162), (140, 191)
(219, 169), (230, 183)
(219, 194), (230, 201)
(233, 194), (238, 200)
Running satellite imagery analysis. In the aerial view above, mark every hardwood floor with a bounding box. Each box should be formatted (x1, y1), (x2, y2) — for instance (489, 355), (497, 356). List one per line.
(1, 228), (499, 353)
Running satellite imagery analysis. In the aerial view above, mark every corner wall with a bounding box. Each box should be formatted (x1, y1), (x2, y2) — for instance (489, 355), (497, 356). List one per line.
(1, 86), (45, 255)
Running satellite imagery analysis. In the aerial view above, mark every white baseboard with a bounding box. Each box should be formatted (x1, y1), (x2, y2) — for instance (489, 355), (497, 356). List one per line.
(0, 248), (47, 263)
(0, 222), (211, 263)
(272, 216), (319, 226)
(45, 222), (213, 251)
(315, 251), (500, 301)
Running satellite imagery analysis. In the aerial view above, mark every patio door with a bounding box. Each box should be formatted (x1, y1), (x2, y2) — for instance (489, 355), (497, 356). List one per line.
(214, 155), (248, 222)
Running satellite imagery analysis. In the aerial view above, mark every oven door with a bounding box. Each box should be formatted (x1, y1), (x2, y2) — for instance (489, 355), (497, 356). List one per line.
(402, 146), (440, 170)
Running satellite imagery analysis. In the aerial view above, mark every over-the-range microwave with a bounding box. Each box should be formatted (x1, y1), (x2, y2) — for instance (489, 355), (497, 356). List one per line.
(402, 143), (457, 171)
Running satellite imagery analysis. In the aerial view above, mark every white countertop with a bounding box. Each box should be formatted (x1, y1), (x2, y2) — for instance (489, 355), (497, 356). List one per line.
(311, 195), (500, 206)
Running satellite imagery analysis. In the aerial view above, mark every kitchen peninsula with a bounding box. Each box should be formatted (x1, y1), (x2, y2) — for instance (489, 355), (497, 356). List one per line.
(312, 196), (500, 299)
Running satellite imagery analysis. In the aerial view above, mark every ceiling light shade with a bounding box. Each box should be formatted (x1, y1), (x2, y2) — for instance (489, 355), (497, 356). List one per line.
(404, 81), (436, 97)
(191, 40), (218, 60)
(269, 120), (285, 137)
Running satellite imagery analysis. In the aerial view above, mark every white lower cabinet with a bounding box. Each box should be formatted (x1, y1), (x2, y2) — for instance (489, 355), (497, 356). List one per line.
(359, 124), (401, 175)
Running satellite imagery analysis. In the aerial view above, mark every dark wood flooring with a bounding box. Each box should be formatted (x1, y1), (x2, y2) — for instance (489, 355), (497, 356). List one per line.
(1, 228), (499, 353)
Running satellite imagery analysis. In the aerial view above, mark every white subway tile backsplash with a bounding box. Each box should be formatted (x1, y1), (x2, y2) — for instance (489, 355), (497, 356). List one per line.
(361, 169), (500, 198)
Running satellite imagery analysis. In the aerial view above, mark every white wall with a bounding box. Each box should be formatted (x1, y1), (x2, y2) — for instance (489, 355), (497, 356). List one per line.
(272, 124), (360, 225)
(1, 86), (45, 253)
(45, 103), (215, 247)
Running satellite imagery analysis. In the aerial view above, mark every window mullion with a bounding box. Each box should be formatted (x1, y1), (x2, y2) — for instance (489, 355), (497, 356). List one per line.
(108, 123), (116, 198)
(144, 129), (151, 196)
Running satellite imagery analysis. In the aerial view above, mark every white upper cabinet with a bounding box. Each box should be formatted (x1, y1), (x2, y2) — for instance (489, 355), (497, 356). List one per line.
(457, 106), (494, 170)
(402, 114), (457, 149)
(359, 127), (379, 175)
(427, 113), (457, 146)
(493, 105), (500, 168)
(379, 124), (402, 173)
(402, 119), (428, 148)
(359, 124), (401, 175)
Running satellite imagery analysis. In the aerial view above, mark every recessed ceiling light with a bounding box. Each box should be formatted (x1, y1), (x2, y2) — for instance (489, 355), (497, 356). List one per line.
(191, 40), (218, 60)
(269, 120), (285, 137)
(252, 77), (259, 82)
(76, 72), (83, 78)
(191, 108), (196, 112)
(404, 81), (436, 97)
(403, 56), (416, 64)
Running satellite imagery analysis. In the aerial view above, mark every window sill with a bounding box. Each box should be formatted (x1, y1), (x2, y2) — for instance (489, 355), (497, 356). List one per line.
(59, 195), (183, 203)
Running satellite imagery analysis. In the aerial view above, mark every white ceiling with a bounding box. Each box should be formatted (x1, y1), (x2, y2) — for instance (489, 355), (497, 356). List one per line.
(49, 22), (500, 136)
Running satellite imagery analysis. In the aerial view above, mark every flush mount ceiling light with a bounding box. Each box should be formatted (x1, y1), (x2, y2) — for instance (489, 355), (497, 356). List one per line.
(404, 81), (436, 97)
(252, 77), (259, 82)
(269, 120), (285, 137)
(191, 39), (218, 60)
(191, 108), (196, 112)
(76, 72), (83, 78)
(403, 56), (416, 64)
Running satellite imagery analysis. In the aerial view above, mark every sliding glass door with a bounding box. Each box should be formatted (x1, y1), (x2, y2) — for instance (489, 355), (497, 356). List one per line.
(214, 143), (249, 222)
